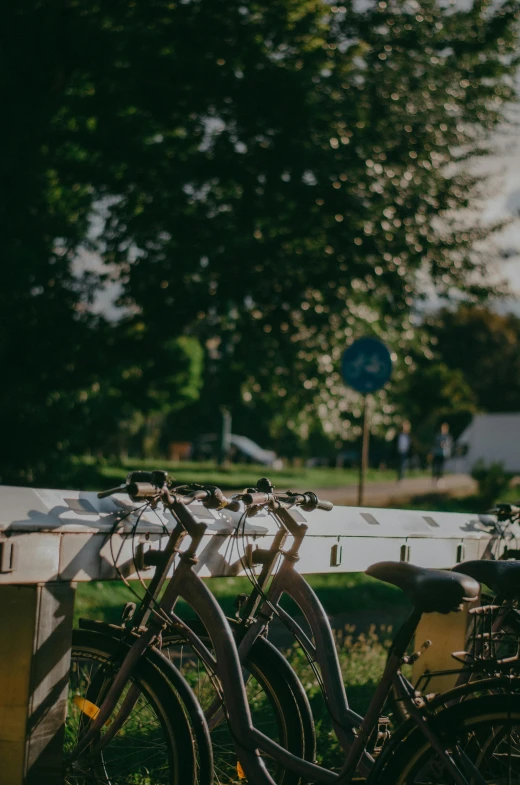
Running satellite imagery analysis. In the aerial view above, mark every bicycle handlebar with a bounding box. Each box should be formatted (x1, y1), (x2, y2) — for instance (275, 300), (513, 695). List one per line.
(98, 485), (127, 499)
(241, 490), (333, 512)
(166, 487), (232, 507)
(97, 471), (331, 513)
(282, 492), (334, 512)
(97, 481), (162, 501)
(98, 472), (236, 510)
(98, 470), (169, 500)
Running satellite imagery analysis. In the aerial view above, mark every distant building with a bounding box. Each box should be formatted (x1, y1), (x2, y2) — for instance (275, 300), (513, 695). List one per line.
(447, 413), (520, 473)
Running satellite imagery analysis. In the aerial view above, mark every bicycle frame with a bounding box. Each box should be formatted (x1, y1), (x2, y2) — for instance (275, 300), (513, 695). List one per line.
(228, 503), (484, 785)
(71, 491), (486, 785)
(69, 495), (300, 785)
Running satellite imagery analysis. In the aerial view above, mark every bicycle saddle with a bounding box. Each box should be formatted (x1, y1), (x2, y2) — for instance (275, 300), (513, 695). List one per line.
(366, 561), (480, 614)
(453, 560), (520, 599)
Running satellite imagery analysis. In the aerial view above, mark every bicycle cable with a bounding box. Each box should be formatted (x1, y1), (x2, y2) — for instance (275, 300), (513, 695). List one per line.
(235, 502), (330, 704)
(107, 500), (177, 627)
(235, 498), (366, 732)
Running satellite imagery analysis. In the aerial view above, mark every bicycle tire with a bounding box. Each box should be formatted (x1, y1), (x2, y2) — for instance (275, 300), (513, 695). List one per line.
(162, 621), (315, 785)
(66, 627), (213, 785)
(369, 692), (520, 784)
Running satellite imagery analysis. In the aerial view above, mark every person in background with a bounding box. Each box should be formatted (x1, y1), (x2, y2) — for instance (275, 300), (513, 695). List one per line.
(432, 422), (453, 485)
(396, 421), (412, 482)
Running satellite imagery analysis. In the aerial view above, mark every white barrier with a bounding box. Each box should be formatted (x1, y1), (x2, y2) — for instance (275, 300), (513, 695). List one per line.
(0, 485), (516, 785)
(0, 486), (513, 582)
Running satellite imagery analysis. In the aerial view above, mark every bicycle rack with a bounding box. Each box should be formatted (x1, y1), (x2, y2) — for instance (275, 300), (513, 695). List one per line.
(0, 484), (516, 785)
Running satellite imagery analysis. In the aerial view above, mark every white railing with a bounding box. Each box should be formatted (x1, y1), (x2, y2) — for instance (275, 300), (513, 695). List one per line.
(0, 485), (512, 582)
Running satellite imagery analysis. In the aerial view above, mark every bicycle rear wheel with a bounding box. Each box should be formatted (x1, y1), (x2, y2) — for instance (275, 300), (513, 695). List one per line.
(65, 628), (209, 785)
(371, 692), (520, 784)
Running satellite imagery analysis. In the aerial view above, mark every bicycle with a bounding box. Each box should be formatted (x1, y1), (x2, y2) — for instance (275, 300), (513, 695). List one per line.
(66, 473), (312, 785)
(69, 471), (520, 784)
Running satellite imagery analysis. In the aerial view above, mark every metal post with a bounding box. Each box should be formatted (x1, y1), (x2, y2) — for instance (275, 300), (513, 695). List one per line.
(0, 582), (76, 785)
(357, 395), (370, 507)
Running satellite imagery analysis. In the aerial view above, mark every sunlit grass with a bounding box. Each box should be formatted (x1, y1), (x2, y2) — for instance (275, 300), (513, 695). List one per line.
(75, 571), (408, 624)
(67, 455), (427, 492)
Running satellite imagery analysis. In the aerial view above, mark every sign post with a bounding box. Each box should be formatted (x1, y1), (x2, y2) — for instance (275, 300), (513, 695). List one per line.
(358, 395), (370, 506)
(340, 338), (393, 506)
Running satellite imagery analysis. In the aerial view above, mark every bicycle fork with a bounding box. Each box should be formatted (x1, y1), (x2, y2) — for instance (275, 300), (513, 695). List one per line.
(69, 625), (157, 760)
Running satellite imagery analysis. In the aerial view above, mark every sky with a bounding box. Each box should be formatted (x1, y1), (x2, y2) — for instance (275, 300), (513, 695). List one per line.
(473, 111), (520, 308)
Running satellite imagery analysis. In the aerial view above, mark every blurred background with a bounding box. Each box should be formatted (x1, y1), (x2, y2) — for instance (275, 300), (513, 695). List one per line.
(3, 0), (520, 510)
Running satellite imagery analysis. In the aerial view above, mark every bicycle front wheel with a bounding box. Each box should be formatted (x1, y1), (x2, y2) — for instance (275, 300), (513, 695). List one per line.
(65, 628), (205, 785)
(371, 692), (520, 784)
(163, 624), (314, 785)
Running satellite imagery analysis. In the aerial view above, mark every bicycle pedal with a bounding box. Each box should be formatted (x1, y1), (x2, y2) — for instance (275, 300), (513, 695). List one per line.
(372, 716), (391, 756)
(237, 760), (247, 779)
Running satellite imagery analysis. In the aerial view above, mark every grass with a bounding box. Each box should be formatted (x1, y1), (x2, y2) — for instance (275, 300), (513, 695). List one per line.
(63, 455), (428, 492)
(75, 571), (409, 625)
(74, 576), (405, 780)
(287, 626), (397, 767)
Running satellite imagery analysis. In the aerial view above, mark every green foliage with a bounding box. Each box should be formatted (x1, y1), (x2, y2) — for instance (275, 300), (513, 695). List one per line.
(87, 326), (205, 458)
(429, 306), (520, 413)
(398, 360), (477, 453)
(2, 1), (520, 481)
(75, 576), (403, 768)
(75, 570), (407, 624)
(398, 304), (520, 458)
(471, 459), (513, 507)
(288, 625), (397, 765)
(96, 0), (519, 442)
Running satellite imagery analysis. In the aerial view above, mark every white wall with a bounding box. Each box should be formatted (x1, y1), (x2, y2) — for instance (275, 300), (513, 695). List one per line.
(448, 413), (520, 474)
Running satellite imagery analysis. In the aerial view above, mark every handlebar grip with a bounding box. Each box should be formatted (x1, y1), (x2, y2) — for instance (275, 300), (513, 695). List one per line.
(316, 499), (333, 512)
(128, 482), (159, 499)
(97, 485), (125, 499)
(242, 492), (270, 506)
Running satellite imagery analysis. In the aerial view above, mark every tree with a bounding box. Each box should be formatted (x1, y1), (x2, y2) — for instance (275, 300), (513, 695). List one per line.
(0, 3), (206, 482)
(81, 0), (518, 440)
(398, 361), (477, 452)
(429, 305), (520, 412)
(397, 304), (520, 457)
(0, 3), (103, 483)
(2, 0), (519, 482)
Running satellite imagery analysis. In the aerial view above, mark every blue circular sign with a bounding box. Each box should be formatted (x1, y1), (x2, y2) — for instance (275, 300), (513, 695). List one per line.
(341, 338), (392, 393)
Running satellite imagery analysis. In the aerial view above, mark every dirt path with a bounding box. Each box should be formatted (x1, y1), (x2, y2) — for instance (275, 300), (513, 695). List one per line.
(310, 473), (476, 507)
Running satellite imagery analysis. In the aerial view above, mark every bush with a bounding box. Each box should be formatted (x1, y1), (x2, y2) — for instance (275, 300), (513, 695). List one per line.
(471, 460), (513, 507)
